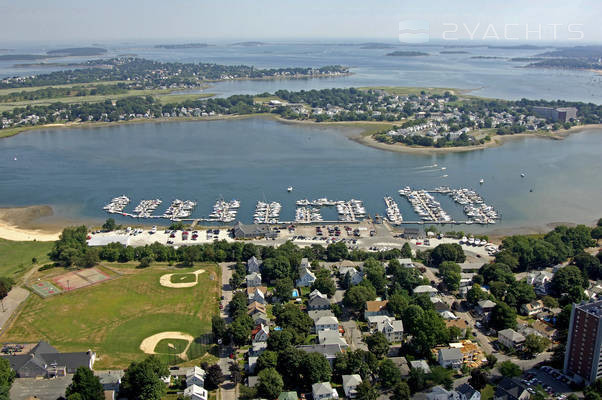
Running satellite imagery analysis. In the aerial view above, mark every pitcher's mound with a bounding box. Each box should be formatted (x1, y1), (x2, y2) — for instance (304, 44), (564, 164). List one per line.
(139, 331), (194, 360)
(159, 269), (205, 288)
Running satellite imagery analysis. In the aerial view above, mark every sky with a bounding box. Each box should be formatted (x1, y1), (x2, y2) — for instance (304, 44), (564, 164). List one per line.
(1, 0), (601, 44)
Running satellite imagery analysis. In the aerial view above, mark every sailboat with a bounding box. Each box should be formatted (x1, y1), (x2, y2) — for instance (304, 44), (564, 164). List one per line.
(479, 178), (484, 184)
(287, 186), (293, 192)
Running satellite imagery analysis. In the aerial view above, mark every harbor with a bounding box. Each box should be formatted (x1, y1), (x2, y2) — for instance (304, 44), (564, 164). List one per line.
(101, 186), (500, 226)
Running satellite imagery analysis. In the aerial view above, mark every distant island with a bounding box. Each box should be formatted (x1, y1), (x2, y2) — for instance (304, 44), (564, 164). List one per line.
(0, 54), (48, 61)
(440, 51), (469, 54)
(46, 47), (107, 56)
(525, 45), (602, 71)
(154, 43), (212, 49)
(386, 51), (429, 57)
(231, 41), (267, 47)
(487, 44), (549, 50)
(360, 42), (397, 49)
(470, 56), (507, 60)
(509, 57), (547, 62)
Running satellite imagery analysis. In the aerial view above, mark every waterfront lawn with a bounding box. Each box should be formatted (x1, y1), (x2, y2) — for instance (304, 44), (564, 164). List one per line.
(0, 239), (53, 280)
(359, 86), (461, 97)
(170, 273), (196, 284)
(3, 263), (220, 368)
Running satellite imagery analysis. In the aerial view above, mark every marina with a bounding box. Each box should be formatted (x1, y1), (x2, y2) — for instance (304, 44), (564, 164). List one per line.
(384, 196), (403, 225)
(132, 199), (162, 218)
(208, 199), (239, 223)
(295, 207), (324, 223)
(254, 201), (282, 224)
(399, 187), (452, 223)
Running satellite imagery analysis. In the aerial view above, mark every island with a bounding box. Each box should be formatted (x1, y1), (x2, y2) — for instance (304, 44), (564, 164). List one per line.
(386, 50), (430, 57)
(154, 43), (212, 49)
(440, 51), (469, 54)
(231, 41), (267, 46)
(524, 45), (602, 71)
(46, 47), (107, 56)
(360, 42), (397, 49)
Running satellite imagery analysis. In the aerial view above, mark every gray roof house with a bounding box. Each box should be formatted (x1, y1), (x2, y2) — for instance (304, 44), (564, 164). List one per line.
(233, 222), (277, 239)
(297, 344), (343, 366)
(438, 348), (463, 369)
(308, 309), (335, 323)
(312, 382), (338, 400)
(246, 272), (262, 287)
(476, 300), (497, 314)
(456, 383), (481, 400)
(494, 377), (530, 400)
(342, 374), (362, 398)
(2, 341), (96, 378)
(414, 285), (438, 297)
(315, 316), (339, 332)
(410, 359), (431, 374)
(318, 329), (348, 348)
(339, 266), (363, 286)
(296, 267), (316, 287)
(308, 289), (331, 310)
(498, 328), (526, 349)
(247, 256), (262, 273)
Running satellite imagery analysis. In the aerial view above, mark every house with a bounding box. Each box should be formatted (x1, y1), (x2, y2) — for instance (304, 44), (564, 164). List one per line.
(247, 356), (258, 374)
(390, 357), (411, 376)
(252, 312), (270, 327)
(403, 227), (422, 239)
(315, 316), (339, 332)
(247, 301), (267, 316)
(297, 344), (343, 366)
(525, 271), (553, 295)
(456, 383), (481, 400)
(252, 324), (269, 343)
(438, 348), (463, 369)
(414, 285), (438, 297)
(308, 309), (335, 324)
(399, 258), (415, 268)
(381, 318), (404, 342)
(233, 222), (277, 239)
(279, 392), (299, 400)
(494, 377), (530, 400)
(184, 384), (208, 400)
(498, 328), (526, 349)
(247, 286), (267, 304)
(427, 386), (460, 400)
(186, 366), (206, 388)
(476, 300), (497, 314)
(410, 359), (431, 374)
(308, 289), (331, 310)
(532, 319), (558, 341)
(364, 300), (389, 319)
(520, 300), (544, 316)
(318, 329), (348, 348)
(246, 272), (262, 287)
(445, 319), (469, 339)
(339, 266), (363, 286)
(296, 267), (316, 287)
(249, 341), (268, 357)
(312, 382), (339, 400)
(342, 374), (362, 398)
(440, 310), (458, 320)
(300, 257), (311, 270)
(2, 341), (96, 378)
(247, 256), (262, 273)
(95, 370), (124, 400)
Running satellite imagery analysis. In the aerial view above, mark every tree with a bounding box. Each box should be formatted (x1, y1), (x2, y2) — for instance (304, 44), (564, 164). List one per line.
(430, 243), (466, 267)
(466, 284), (488, 305)
(574, 252), (602, 280)
(229, 316), (252, 346)
(333, 350), (378, 381)
(327, 242), (349, 261)
(365, 332), (389, 359)
(267, 330), (293, 352)
(407, 368), (427, 394)
(229, 362), (242, 385)
(0, 358), (14, 399)
(343, 285), (375, 313)
(65, 367), (104, 400)
(400, 243), (412, 258)
(301, 352), (332, 387)
(256, 350), (278, 372)
(499, 360), (522, 377)
(102, 218), (116, 231)
(257, 368), (283, 399)
(211, 315), (227, 344)
(469, 368), (489, 390)
(274, 277), (294, 302)
(439, 261), (461, 291)
(489, 301), (517, 330)
(378, 358), (401, 388)
(311, 269), (336, 297)
(524, 334), (550, 356)
(120, 356), (169, 400)
(392, 381), (411, 400)
(205, 364), (226, 390)
(551, 265), (587, 300)
(356, 380), (379, 400)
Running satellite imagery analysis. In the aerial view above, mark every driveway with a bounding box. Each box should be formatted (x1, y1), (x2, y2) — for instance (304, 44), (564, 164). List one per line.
(0, 287), (30, 333)
(341, 320), (367, 351)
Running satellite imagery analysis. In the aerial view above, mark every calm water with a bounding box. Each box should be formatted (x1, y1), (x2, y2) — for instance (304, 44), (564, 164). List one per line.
(1, 118), (601, 231)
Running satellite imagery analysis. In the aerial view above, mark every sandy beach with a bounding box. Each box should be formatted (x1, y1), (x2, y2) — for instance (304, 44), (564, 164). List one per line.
(0, 206), (61, 241)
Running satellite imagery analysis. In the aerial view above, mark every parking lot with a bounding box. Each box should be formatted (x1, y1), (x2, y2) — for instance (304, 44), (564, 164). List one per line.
(522, 366), (574, 398)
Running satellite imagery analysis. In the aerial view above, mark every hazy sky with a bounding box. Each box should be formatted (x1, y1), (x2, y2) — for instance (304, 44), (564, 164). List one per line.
(1, 0), (601, 44)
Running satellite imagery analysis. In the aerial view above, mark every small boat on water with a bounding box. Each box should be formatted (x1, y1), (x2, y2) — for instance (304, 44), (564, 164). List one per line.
(441, 167), (447, 170)
(521, 173), (526, 178)
(479, 178), (484, 184)
(287, 186), (293, 192)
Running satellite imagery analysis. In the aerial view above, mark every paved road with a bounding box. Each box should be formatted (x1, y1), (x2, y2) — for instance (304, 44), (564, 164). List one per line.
(0, 287), (29, 333)
(217, 263), (236, 400)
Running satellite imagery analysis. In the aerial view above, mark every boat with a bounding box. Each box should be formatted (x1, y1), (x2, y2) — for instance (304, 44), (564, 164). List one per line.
(521, 173), (526, 178)
(441, 167), (447, 170)
(479, 178), (484, 184)
(287, 186), (293, 192)
(442, 174), (448, 178)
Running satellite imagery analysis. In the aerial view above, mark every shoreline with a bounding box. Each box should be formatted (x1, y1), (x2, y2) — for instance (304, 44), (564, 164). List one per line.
(0, 206), (61, 241)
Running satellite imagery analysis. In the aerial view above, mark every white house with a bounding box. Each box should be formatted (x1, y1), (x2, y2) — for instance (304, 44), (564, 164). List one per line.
(252, 324), (269, 343)
(308, 289), (331, 310)
(414, 285), (438, 297)
(247, 256), (262, 274)
(342, 374), (362, 398)
(438, 348), (463, 369)
(427, 386), (460, 400)
(248, 287), (266, 305)
(318, 329), (348, 348)
(498, 328), (526, 349)
(185, 366), (205, 388)
(367, 315), (403, 342)
(315, 316), (339, 333)
(184, 384), (208, 400)
(296, 267), (316, 287)
(339, 267), (363, 286)
(312, 382), (338, 400)
(520, 300), (544, 316)
(246, 272), (262, 287)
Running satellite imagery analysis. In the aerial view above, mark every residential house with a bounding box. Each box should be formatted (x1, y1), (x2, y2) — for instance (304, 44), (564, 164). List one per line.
(445, 319), (469, 339)
(247, 301), (267, 317)
(498, 328), (526, 349)
(186, 366), (205, 388)
(233, 222), (277, 239)
(308, 289), (331, 310)
(399, 258), (415, 268)
(247, 256), (262, 274)
(494, 377), (530, 400)
(315, 316), (339, 333)
(246, 272), (262, 288)
(95, 370), (123, 400)
(279, 392), (298, 400)
(184, 384), (208, 400)
(427, 386), (460, 400)
(339, 266), (363, 286)
(297, 267), (316, 287)
(456, 384), (481, 400)
(297, 344), (343, 366)
(476, 300), (497, 314)
(308, 309), (335, 324)
(390, 357), (411, 376)
(252, 312), (270, 327)
(414, 285), (438, 297)
(521, 300), (544, 316)
(367, 315), (403, 342)
(364, 300), (389, 319)
(2, 341), (96, 378)
(342, 374), (362, 398)
(438, 348), (463, 369)
(526, 271), (553, 295)
(249, 341), (268, 357)
(410, 360), (431, 373)
(318, 329), (349, 348)
(532, 319), (558, 341)
(252, 324), (269, 343)
(312, 382), (339, 400)
(247, 286), (267, 304)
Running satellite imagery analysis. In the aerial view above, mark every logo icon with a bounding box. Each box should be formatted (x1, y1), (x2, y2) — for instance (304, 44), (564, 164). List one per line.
(399, 20), (430, 44)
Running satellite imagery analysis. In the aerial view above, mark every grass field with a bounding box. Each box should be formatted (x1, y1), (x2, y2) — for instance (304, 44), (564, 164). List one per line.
(0, 239), (53, 280)
(170, 273), (196, 284)
(359, 86), (464, 96)
(3, 263), (220, 368)
(154, 338), (190, 354)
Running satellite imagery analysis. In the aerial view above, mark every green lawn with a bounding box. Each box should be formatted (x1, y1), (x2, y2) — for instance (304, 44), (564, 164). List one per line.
(3, 263), (220, 368)
(170, 273), (197, 284)
(154, 338), (190, 354)
(0, 239), (54, 280)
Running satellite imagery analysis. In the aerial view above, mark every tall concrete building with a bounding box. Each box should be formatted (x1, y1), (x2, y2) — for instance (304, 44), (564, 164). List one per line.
(533, 106), (578, 123)
(564, 300), (602, 383)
